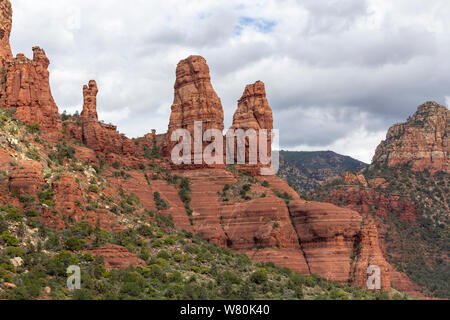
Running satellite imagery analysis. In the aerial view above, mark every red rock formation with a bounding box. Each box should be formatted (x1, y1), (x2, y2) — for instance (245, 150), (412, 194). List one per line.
(1, 48), (62, 140)
(88, 244), (146, 270)
(342, 172), (368, 187)
(81, 80), (99, 120)
(351, 222), (391, 290)
(0, 0), (12, 64)
(79, 80), (135, 156)
(318, 185), (417, 222)
(373, 102), (449, 173)
(229, 81), (274, 174)
(164, 56), (224, 163)
(289, 200), (368, 284)
(8, 160), (45, 197)
(52, 175), (84, 221)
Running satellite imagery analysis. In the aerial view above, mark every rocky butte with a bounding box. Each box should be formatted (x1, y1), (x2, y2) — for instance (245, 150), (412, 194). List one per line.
(312, 102), (450, 298)
(373, 101), (449, 173)
(0, 0), (406, 294)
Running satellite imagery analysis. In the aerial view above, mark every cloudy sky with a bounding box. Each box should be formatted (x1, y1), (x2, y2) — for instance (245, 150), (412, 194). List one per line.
(8, 0), (450, 163)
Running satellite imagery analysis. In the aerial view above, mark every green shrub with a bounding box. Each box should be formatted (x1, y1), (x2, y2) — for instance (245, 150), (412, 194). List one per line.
(250, 268), (268, 284)
(1, 232), (19, 246)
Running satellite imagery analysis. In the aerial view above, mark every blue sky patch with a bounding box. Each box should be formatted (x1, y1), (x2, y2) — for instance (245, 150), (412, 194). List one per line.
(234, 17), (276, 35)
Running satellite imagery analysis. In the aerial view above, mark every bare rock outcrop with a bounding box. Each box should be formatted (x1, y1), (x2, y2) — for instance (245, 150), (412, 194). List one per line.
(351, 222), (391, 290)
(373, 102), (449, 173)
(0, 0), (12, 64)
(1, 48), (62, 140)
(164, 56), (224, 163)
(8, 160), (45, 197)
(88, 244), (146, 270)
(229, 81), (274, 174)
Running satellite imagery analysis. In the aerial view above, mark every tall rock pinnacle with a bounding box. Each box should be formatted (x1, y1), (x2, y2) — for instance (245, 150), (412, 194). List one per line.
(373, 101), (450, 173)
(0, 0), (13, 64)
(165, 55), (225, 159)
(81, 80), (99, 121)
(232, 80), (273, 131)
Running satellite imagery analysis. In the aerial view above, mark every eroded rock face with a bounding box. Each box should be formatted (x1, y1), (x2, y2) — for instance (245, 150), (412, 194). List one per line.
(231, 81), (273, 132)
(373, 102), (449, 173)
(342, 172), (368, 187)
(81, 80), (99, 120)
(351, 222), (391, 290)
(229, 81), (274, 174)
(164, 56), (224, 162)
(0, 0), (12, 64)
(52, 175), (84, 221)
(88, 244), (146, 270)
(79, 80), (135, 156)
(289, 200), (366, 284)
(1, 48), (62, 140)
(8, 160), (45, 197)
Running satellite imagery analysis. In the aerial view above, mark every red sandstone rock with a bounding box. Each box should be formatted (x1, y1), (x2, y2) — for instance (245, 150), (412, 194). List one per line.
(0, 0), (12, 64)
(373, 102), (449, 173)
(52, 175), (84, 221)
(318, 185), (417, 222)
(2, 48), (62, 140)
(164, 56), (224, 162)
(8, 160), (45, 197)
(88, 244), (146, 270)
(351, 222), (391, 290)
(342, 172), (368, 187)
(81, 80), (99, 120)
(79, 80), (136, 156)
(228, 81), (274, 173)
(289, 200), (366, 284)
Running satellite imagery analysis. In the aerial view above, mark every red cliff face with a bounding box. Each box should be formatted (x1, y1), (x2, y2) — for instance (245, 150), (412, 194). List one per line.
(0, 0), (12, 64)
(164, 56), (224, 163)
(373, 102), (449, 173)
(1, 48), (62, 140)
(8, 160), (45, 197)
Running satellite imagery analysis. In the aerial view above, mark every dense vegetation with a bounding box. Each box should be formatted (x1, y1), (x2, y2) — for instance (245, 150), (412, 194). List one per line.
(362, 164), (449, 298)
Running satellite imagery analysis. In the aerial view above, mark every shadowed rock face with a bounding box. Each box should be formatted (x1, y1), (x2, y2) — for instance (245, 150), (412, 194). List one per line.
(0, 0), (13, 64)
(373, 102), (450, 173)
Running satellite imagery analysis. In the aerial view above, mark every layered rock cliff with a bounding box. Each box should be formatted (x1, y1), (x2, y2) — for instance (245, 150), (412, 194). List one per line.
(0, 0), (398, 296)
(373, 102), (449, 173)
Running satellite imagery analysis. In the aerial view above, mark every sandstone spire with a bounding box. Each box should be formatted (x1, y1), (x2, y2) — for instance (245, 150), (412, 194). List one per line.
(228, 81), (274, 172)
(81, 80), (99, 121)
(373, 101), (450, 173)
(164, 55), (225, 160)
(0, 0), (13, 64)
(168, 55), (224, 133)
(232, 80), (273, 131)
